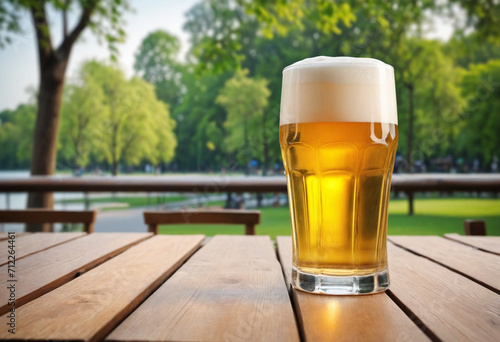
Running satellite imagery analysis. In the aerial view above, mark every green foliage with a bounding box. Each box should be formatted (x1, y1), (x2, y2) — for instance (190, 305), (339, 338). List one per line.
(449, 0), (500, 40)
(59, 74), (106, 169)
(134, 30), (184, 109)
(445, 33), (500, 68)
(394, 39), (466, 160)
(59, 60), (177, 174)
(0, 1), (22, 48)
(172, 69), (232, 171)
(163, 0), (499, 172)
(216, 69), (270, 169)
(244, 0), (356, 37)
(0, 102), (36, 168)
(457, 60), (500, 167)
(184, 0), (250, 74)
(184, 0), (350, 74)
(0, 0), (130, 58)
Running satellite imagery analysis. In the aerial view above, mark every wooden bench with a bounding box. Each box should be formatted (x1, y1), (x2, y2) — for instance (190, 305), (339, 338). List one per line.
(0, 209), (97, 233)
(464, 219), (487, 236)
(144, 209), (260, 235)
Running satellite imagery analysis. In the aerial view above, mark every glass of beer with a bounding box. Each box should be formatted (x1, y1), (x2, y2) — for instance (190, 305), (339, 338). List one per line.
(279, 56), (398, 295)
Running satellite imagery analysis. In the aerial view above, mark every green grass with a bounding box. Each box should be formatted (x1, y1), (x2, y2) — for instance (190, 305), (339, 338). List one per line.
(158, 198), (500, 239)
(57, 195), (188, 209)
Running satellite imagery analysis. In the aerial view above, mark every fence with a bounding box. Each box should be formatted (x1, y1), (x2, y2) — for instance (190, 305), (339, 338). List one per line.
(1, 174), (499, 215)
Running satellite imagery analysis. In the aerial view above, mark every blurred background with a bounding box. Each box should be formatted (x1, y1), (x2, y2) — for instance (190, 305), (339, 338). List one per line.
(0, 0), (499, 235)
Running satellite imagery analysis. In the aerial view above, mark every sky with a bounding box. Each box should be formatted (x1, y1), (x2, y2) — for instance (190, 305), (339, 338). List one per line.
(0, 0), (455, 112)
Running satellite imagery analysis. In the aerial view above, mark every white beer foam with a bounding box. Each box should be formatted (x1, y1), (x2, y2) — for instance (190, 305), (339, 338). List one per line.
(280, 56), (398, 125)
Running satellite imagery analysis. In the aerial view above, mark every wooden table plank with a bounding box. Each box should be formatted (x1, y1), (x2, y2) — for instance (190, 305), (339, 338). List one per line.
(444, 233), (500, 255)
(0, 232), (26, 241)
(0, 232), (86, 265)
(107, 235), (300, 342)
(388, 241), (500, 341)
(389, 235), (500, 292)
(0, 234), (204, 342)
(0, 233), (151, 316)
(276, 236), (429, 342)
(276, 236), (293, 289)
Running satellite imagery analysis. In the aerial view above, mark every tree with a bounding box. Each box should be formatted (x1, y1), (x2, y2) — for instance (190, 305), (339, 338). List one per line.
(184, 0), (258, 74)
(184, 0), (440, 173)
(134, 30), (184, 111)
(216, 69), (270, 173)
(386, 39), (465, 169)
(457, 60), (500, 168)
(410, 41), (465, 162)
(171, 69), (231, 171)
(185, 0), (356, 74)
(59, 74), (106, 171)
(0, 0), (129, 230)
(449, 0), (500, 40)
(0, 102), (37, 169)
(445, 33), (500, 69)
(0, 109), (23, 169)
(83, 61), (176, 175)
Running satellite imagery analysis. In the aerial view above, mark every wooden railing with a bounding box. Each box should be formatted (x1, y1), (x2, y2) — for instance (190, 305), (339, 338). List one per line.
(1, 174), (499, 215)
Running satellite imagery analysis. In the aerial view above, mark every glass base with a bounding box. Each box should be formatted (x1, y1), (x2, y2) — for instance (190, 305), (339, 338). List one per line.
(292, 267), (389, 295)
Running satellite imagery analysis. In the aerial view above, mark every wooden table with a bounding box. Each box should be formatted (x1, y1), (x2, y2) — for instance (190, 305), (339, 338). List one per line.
(0, 233), (498, 341)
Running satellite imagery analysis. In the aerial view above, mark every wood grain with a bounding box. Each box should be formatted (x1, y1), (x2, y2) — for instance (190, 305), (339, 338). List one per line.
(444, 233), (500, 255)
(0, 232), (26, 241)
(0, 209), (97, 233)
(0, 233), (151, 315)
(144, 209), (260, 225)
(0, 232), (85, 266)
(389, 235), (500, 292)
(276, 236), (429, 342)
(144, 209), (260, 235)
(0, 234), (204, 342)
(388, 241), (500, 341)
(107, 235), (300, 342)
(0, 209), (96, 224)
(276, 236), (293, 289)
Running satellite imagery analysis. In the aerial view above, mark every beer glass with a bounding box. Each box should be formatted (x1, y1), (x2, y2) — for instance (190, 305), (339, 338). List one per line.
(279, 57), (398, 294)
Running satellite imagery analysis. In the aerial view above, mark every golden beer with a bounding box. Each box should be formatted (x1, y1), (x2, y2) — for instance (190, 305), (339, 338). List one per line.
(280, 57), (398, 294)
(280, 121), (398, 273)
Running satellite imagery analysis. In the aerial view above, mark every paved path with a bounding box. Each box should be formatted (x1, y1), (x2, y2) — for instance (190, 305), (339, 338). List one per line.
(95, 194), (227, 233)
(94, 195), (287, 232)
(94, 208), (148, 233)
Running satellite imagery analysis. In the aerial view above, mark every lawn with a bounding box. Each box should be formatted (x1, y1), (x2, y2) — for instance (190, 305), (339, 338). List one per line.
(158, 198), (500, 239)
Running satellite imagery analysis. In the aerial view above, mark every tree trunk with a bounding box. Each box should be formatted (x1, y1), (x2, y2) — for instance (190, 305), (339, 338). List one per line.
(26, 2), (94, 231)
(27, 59), (68, 232)
(112, 160), (118, 176)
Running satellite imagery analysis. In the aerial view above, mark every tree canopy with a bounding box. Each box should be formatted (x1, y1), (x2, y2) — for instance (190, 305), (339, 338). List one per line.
(216, 69), (270, 172)
(134, 30), (184, 110)
(58, 61), (177, 175)
(457, 60), (500, 167)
